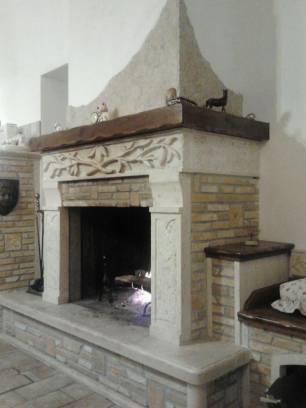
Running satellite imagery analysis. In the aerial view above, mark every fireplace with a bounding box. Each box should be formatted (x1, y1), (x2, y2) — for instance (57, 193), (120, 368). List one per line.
(39, 101), (268, 346)
(68, 206), (151, 326)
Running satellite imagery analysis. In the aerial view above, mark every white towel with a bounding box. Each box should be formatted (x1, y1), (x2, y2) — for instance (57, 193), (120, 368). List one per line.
(272, 278), (306, 315)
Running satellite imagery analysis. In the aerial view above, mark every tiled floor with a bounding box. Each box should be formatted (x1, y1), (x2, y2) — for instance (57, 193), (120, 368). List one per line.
(0, 339), (120, 408)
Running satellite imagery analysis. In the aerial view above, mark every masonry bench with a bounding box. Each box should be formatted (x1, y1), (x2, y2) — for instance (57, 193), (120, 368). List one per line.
(0, 290), (250, 408)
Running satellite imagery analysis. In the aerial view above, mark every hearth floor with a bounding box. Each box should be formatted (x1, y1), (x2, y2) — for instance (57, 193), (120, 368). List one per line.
(0, 338), (121, 408)
(76, 287), (151, 328)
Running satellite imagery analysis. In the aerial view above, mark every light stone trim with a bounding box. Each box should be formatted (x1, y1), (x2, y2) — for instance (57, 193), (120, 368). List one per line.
(43, 209), (69, 304)
(183, 129), (261, 177)
(149, 173), (192, 345)
(40, 128), (264, 345)
(43, 134), (182, 183)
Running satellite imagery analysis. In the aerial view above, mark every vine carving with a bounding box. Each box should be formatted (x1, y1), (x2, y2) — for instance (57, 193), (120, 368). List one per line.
(44, 137), (181, 179)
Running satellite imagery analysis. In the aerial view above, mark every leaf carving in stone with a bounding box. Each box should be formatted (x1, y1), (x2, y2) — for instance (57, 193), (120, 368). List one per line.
(44, 137), (181, 179)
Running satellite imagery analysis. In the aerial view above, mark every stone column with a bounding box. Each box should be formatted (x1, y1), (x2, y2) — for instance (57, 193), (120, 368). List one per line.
(42, 182), (69, 304)
(149, 171), (192, 345)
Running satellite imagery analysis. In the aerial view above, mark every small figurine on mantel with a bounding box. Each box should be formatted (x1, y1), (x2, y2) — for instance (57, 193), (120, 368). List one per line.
(245, 112), (256, 120)
(245, 231), (259, 246)
(205, 89), (228, 112)
(166, 87), (178, 105)
(165, 88), (197, 107)
(91, 102), (109, 124)
(0, 128), (28, 151)
(54, 122), (63, 132)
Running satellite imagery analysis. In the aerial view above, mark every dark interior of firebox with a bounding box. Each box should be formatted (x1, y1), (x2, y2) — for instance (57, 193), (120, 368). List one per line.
(69, 207), (151, 327)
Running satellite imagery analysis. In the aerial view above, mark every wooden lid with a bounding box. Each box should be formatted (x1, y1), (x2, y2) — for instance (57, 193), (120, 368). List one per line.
(204, 240), (294, 261)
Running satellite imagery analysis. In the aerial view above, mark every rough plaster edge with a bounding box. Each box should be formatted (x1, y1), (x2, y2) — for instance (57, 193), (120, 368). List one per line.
(67, 0), (242, 128)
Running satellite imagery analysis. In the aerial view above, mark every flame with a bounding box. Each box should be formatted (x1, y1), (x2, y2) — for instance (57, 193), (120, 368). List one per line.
(128, 288), (151, 306)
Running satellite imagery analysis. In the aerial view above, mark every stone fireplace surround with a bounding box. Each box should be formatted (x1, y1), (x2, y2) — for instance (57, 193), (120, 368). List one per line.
(41, 125), (263, 346)
(0, 103), (270, 407)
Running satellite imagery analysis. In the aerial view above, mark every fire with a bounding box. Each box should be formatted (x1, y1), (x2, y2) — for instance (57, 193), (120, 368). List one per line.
(128, 287), (151, 306)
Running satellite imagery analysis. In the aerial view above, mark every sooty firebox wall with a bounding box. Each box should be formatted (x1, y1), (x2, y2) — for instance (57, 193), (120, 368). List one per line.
(69, 207), (151, 301)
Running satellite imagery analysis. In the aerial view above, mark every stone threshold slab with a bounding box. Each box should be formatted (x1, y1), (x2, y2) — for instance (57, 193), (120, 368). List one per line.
(0, 290), (250, 386)
(29, 101), (269, 153)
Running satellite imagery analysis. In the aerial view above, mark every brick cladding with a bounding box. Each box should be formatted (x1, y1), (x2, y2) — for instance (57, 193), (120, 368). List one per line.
(191, 174), (259, 340)
(0, 156), (36, 289)
(211, 259), (235, 342)
(60, 176), (153, 207)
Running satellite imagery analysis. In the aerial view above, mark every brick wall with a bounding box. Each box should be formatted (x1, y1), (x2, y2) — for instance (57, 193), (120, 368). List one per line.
(0, 153), (37, 289)
(207, 367), (243, 408)
(211, 259), (235, 342)
(191, 174), (259, 340)
(60, 176), (153, 207)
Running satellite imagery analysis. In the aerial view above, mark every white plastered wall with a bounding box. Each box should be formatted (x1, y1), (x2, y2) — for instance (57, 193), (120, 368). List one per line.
(0, 0), (167, 125)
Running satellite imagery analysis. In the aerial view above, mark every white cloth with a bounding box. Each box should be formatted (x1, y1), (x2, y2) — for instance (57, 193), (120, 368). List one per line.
(272, 279), (306, 315)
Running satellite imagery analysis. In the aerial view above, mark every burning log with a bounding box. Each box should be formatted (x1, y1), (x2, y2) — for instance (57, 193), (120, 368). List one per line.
(115, 270), (151, 292)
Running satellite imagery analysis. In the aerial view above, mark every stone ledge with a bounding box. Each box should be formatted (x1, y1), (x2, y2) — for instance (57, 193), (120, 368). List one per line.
(0, 290), (250, 386)
(0, 148), (41, 160)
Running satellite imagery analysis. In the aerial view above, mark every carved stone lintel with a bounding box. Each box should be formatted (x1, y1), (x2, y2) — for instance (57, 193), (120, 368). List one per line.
(43, 136), (181, 181)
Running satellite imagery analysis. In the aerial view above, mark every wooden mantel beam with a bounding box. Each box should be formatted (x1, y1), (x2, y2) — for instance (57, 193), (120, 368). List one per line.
(29, 101), (269, 152)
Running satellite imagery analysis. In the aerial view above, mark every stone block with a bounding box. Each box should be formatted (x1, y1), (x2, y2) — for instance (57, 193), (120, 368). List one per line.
(22, 365), (57, 382)
(0, 374), (31, 394)
(63, 337), (81, 354)
(5, 234), (22, 251)
(148, 381), (165, 408)
(62, 383), (92, 400)
(16, 390), (73, 408)
(0, 390), (26, 407)
(15, 373), (73, 400)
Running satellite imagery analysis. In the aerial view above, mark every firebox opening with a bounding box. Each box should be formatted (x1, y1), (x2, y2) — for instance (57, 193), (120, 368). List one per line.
(69, 206), (151, 327)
